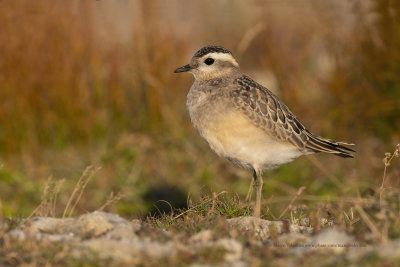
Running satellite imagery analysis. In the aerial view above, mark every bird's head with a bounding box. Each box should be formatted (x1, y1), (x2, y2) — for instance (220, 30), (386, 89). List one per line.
(174, 46), (240, 81)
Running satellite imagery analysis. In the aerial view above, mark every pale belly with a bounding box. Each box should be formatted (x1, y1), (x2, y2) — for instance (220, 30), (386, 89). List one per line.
(193, 109), (304, 171)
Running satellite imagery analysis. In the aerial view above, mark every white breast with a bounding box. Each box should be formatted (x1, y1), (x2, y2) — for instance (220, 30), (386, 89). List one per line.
(191, 106), (304, 171)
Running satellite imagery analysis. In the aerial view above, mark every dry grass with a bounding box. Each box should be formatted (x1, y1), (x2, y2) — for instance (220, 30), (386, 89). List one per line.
(29, 177), (65, 218)
(0, 145), (399, 265)
(145, 144), (400, 242)
(61, 166), (101, 218)
(379, 144), (400, 206)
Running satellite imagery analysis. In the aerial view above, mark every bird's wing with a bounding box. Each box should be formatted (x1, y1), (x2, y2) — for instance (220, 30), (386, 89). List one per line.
(230, 75), (354, 158)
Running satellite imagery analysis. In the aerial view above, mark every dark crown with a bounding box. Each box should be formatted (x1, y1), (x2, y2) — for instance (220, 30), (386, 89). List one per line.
(194, 46), (233, 58)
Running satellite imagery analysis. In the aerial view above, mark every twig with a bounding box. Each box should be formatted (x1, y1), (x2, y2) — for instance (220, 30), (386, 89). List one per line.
(97, 192), (124, 211)
(263, 194), (376, 205)
(156, 200), (174, 216)
(379, 146), (399, 206)
(237, 23), (266, 56)
(307, 156), (345, 191)
(354, 205), (382, 241)
(209, 192), (218, 216)
(278, 186), (306, 219)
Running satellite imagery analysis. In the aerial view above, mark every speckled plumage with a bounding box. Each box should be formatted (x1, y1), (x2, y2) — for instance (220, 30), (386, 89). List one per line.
(231, 75), (354, 158)
(175, 46), (355, 217)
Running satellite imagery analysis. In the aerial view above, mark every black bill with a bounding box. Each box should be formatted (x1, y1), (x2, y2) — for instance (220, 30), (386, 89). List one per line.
(174, 64), (191, 73)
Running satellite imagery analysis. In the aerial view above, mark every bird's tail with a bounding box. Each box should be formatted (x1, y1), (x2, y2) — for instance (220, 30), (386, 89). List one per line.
(304, 131), (355, 158)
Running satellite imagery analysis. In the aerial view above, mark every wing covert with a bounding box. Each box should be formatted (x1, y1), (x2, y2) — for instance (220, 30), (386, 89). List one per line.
(231, 75), (308, 150)
(231, 75), (355, 157)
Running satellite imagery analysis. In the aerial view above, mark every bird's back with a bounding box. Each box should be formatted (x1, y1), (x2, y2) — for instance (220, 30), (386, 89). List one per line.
(230, 74), (354, 158)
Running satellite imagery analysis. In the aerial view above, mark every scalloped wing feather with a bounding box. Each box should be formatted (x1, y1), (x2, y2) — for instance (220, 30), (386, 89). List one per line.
(231, 75), (354, 158)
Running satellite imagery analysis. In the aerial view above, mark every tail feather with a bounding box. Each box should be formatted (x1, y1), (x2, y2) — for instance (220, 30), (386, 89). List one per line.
(313, 135), (355, 151)
(305, 133), (355, 158)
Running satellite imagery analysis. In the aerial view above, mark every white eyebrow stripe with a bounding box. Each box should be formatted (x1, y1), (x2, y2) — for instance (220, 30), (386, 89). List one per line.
(201, 52), (239, 67)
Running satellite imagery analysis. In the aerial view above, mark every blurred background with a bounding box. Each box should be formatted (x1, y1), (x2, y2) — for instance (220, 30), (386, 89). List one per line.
(0, 0), (399, 218)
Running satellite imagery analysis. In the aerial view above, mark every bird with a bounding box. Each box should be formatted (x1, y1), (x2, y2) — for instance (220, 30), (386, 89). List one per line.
(174, 45), (354, 217)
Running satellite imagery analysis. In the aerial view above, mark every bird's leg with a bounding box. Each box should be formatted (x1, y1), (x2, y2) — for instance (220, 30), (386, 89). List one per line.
(245, 177), (254, 202)
(253, 170), (264, 217)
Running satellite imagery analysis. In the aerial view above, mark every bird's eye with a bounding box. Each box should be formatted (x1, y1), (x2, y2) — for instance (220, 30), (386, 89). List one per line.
(204, 58), (214, 65)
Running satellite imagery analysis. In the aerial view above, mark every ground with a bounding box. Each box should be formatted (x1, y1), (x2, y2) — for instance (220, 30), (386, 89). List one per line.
(1, 194), (400, 266)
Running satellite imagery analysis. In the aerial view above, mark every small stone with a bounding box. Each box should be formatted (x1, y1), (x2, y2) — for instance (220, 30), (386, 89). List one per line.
(291, 229), (354, 255)
(277, 232), (311, 248)
(377, 240), (400, 258)
(22, 217), (74, 234)
(299, 217), (310, 227)
(6, 229), (29, 241)
(75, 239), (176, 263)
(189, 230), (214, 244)
(346, 245), (372, 261)
(70, 211), (131, 237)
(227, 216), (312, 241)
(131, 219), (142, 232)
(105, 226), (138, 241)
(215, 238), (243, 262)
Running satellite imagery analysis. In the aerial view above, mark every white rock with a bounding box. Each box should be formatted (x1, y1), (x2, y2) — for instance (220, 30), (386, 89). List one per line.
(346, 245), (373, 261)
(377, 240), (400, 258)
(22, 217), (74, 234)
(6, 229), (78, 243)
(42, 233), (78, 242)
(189, 230), (214, 244)
(6, 229), (31, 241)
(291, 229), (354, 255)
(105, 226), (138, 241)
(215, 238), (243, 262)
(75, 239), (176, 263)
(277, 232), (311, 248)
(131, 219), (142, 232)
(70, 211), (132, 237)
(227, 216), (312, 240)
